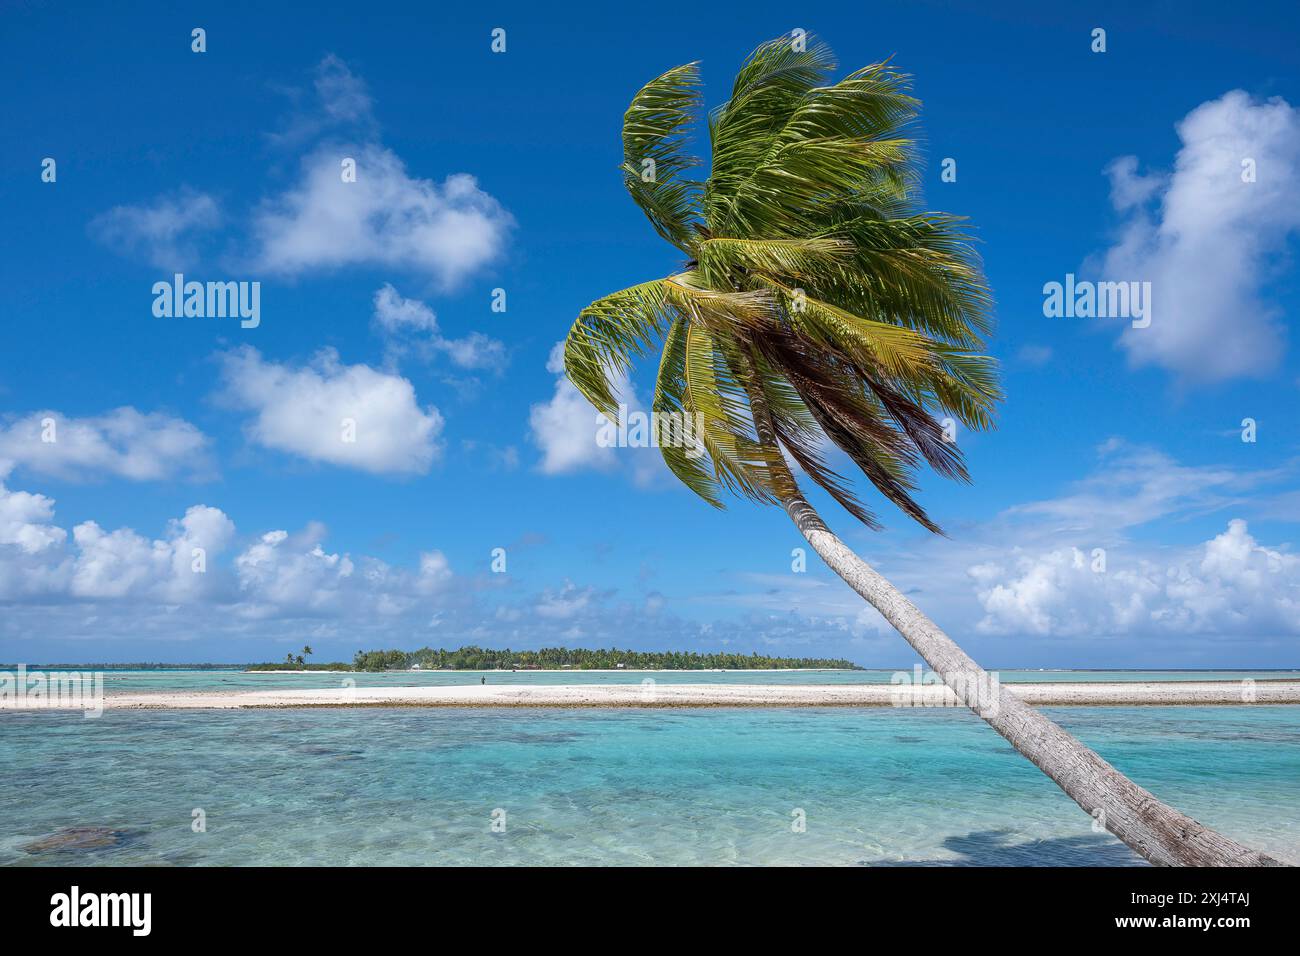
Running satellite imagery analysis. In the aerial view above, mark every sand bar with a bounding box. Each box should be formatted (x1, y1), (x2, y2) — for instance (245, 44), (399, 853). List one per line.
(3, 680), (1298, 710)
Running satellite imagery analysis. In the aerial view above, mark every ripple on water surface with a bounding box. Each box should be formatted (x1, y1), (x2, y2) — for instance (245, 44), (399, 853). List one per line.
(2, 706), (1297, 866)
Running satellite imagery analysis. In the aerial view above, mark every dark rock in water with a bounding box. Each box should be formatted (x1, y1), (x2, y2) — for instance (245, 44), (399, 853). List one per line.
(22, 826), (128, 853)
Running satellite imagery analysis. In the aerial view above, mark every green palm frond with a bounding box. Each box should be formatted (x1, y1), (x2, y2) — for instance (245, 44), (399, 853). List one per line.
(819, 212), (994, 344)
(695, 237), (853, 287)
(622, 63), (703, 252)
(706, 36), (837, 228)
(757, 275), (939, 382)
(662, 271), (775, 330)
(681, 319), (775, 503)
(651, 315), (724, 507)
(564, 35), (1001, 533)
(564, 279), (680, 419)
(782, 62), (918, 144)
(708, 43), (919, 237)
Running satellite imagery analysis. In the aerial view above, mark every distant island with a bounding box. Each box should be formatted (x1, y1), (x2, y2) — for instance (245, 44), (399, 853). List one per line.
(246, 646), (862, 672)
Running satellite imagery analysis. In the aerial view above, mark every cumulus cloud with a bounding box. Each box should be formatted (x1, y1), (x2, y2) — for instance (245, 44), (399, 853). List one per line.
(234, 526), (355, 616)
(88, 56), (509, 285)
(0, 476), (452, 624)
(529, 343), (622, 475)
(0, 408), (212, 482)
(218, 346), (443, 475)
(0, 472), (866, 654)
(971, 520), (1299, 637)
(0, 481), (65, 555)
(1099, 90), (1300, 382)
(693, 440), (1300, 652)
(88, 189), (221, 270)
(0, 475), (234, 603)
(252, 144), (511, 285)
(70, 505), (236, 601)
(372, 284), (506, 371)
(527, 341), (667, 488)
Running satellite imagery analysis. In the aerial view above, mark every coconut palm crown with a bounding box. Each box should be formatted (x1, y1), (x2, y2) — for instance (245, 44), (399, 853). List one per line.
(565, 35), (1001, 532)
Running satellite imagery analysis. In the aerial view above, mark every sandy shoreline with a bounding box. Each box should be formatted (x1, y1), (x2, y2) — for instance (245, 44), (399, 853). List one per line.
(4, 680), (1297, 711)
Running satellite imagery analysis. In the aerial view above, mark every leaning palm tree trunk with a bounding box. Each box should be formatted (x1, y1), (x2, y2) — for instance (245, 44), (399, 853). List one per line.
(780, 488), (1280, 866)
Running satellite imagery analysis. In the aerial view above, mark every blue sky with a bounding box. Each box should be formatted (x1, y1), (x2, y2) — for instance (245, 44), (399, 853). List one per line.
(1, 0), (1298, 666)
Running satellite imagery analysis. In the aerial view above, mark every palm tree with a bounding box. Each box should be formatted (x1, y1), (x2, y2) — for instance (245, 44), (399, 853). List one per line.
(564, 34), (1279, 867)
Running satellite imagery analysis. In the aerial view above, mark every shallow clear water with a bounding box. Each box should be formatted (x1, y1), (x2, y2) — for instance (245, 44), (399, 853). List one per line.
(3, 705), (1297, 866)
(68, 667), (1300, 694)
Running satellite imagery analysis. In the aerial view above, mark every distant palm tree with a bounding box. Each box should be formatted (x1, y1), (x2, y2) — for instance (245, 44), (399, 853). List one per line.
(564, 35), (1278, 866)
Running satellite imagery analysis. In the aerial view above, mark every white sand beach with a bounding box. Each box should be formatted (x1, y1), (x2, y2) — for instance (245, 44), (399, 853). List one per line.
(4, 680), (1298, 710)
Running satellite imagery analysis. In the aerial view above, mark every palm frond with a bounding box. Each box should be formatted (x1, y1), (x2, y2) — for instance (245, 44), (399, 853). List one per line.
(564, 279), (679, 419)
(705, 36), (836, 229)
(622, 63), (704, 252)
(748, 350), (882, 529)
(651, 315), (725, 507)
(708, 52), (919, 237)
(695, 236), (853, 288)
(681, 319), (774, 503)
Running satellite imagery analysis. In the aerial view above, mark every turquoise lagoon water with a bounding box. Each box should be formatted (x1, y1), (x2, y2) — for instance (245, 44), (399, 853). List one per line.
(70, 667), (1300, 694)
(2, 705), (1297, 866)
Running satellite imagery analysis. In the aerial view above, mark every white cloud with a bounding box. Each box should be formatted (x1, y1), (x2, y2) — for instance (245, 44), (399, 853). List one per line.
(528, 342), (623, 475)
(1016, 344), (1053, 366)
(3, 474), (840, 657)
(70, 505), (236, 601)
(689, 440), (1300, 651)
(0, 408), (212, 482)
(534, 580), (597, 620)
(416, 550), (453, 591)
(234, 526), (354, 616)
(252, 144), (511, 285)
(0, 476), (234, 602)
(88, 190), (221, 270)
(1100, 90), (1300, 382)
(436, 333), (508, 372)
(971, 520), (1299, 637)
(1005, 440), (1268, 536)
(230, 527), (453, 620)
(268, 53), (378, 148)
(218, 346), (443, 475)
(372, 284), (506, 371)
(88, 56), (509, 285)
(0, 475), (455, 623)
(313, 53), (373, 125)
(372, 282), (439, 334)
(0, 481), (65, 554)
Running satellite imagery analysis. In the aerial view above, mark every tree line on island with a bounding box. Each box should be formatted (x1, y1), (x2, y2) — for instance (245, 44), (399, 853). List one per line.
(248, 646), (859, 672)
